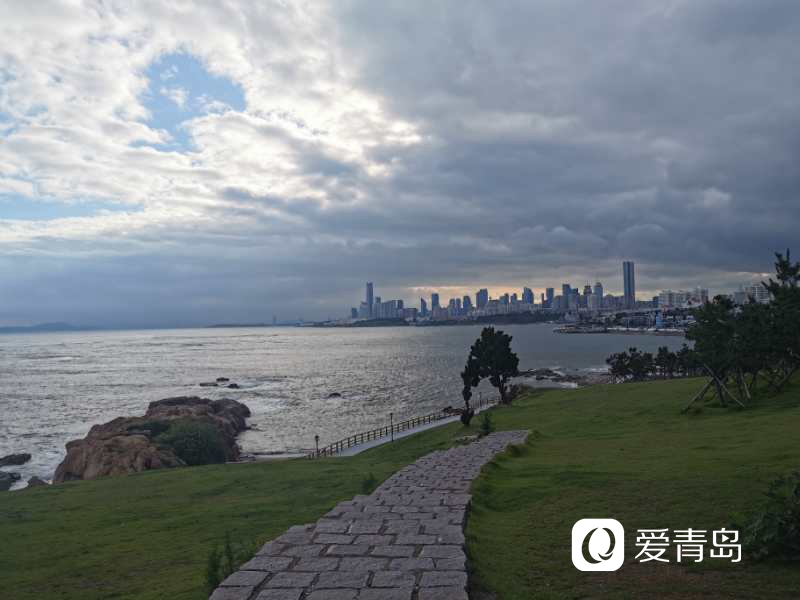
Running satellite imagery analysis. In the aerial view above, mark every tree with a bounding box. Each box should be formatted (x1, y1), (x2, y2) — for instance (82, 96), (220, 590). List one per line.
(459, 355), (480, 425)
(762, 250), (800, 391)
(462, 327), (520, 405)
(686, 296), (739, 406)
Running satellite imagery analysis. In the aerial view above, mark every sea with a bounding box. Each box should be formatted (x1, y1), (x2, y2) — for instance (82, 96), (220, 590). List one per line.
(0, 323), (685, 488)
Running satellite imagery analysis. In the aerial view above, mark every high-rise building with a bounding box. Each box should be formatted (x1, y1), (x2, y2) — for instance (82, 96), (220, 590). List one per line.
(545, 287), (555, 308)
(522, 287), (534, 304)
(420, 298), (428, 316)
(350, 308), (358, 319)
(500, 293), (510, 305)
(562, 283), (571, 299)
(593, 281), (604, 302)
(623, 261), (636, 308)
(366, 282), (374, 317)
(462, 295), (473, 311)
(431, 293), (440, 310)
(476, 288), (489, 309)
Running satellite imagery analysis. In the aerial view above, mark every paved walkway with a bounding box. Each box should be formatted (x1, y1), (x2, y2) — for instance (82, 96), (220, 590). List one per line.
(210, 430), (528, 600)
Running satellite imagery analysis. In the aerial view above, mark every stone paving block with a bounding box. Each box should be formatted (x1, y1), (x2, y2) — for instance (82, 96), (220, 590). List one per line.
(220, 570), (269, 587)
(418, 586), (469, 600)
(306, 589), (358, 600)
(263, 571), (317, 588)
(370, 545), (415, 558)
(348, 521), (383, 534)
(420, 570), (468, 588)
(282, 544), (325, 557)
(338, 557), (389, 572)
(316, 519), (352, 533)
(256, 541), (288, 556)
(395, 533), (436, 545)
(357, 588), (413, 600)
(327, 544), (371, 556)
(387, 557), (435, 570)
(240, 556), (293, 572)
(370, 570), (416, 588)
(292, 557), (340, 571)
(316, 571), (370, 588)
(435, 556), (467, 570)
(254, 590), (303, 600)
(353, 534), (394, 545)
(209, 587), (254, 600)
(315, 533), (356, 545)
(419, 545), (465, 559)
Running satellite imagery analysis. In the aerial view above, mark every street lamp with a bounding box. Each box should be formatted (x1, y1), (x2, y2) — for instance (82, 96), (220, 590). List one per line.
(314, 434), (319, 457)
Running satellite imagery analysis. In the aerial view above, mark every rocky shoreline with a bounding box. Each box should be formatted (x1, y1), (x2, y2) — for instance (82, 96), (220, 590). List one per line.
(517, 367), (613, 387)
(53, 396), (251, 483)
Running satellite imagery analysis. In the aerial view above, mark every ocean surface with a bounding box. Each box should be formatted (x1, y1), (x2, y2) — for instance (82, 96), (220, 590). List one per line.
(0, 324), (685, 487)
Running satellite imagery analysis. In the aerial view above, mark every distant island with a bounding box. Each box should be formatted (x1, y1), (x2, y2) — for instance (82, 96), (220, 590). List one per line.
(0, 322), (96, 335)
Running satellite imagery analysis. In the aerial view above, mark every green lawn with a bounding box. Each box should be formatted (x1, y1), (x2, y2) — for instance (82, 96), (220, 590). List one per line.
(467, 378), (800, 599)
(1, 378), (799, 599)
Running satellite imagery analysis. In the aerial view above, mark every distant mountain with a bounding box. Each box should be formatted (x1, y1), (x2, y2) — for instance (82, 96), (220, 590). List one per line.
(0, 322), (97, 334)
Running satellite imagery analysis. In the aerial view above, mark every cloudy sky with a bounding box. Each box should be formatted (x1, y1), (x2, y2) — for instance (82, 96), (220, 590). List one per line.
(1, 1), (797, 327)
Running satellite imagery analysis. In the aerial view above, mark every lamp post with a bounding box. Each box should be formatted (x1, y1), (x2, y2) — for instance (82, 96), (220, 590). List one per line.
(314, 434), (319, 457)
(390, 412), (394, 442)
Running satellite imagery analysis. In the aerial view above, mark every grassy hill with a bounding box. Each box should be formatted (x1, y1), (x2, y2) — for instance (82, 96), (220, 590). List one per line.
(1, 377), (799, 599)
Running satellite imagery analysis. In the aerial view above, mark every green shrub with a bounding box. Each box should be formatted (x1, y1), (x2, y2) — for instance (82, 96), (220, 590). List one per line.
(157, 420), (227, 466)
(479, 412), (494, 437)
(361, 472), (377, 494)
(740, 471), (800, 560)
(205, 533), (258, 594)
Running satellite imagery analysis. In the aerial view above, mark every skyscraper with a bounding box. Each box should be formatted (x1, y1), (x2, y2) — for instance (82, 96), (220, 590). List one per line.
(623, 261), (636, 308)
(420, 297), (428, 317)
(366, 282), (374, 317)
(522, 287), (533, 304)
(476, 288), (489, 309)
(593, 281), (604, 302)
(546, 287), (554, 308)
(462, 295), (472, 311)
(431, 293), (440, 310)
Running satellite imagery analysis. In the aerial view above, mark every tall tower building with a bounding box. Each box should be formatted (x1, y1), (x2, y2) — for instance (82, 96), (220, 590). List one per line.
(522, 287), (534, 304)
(366, 282), (374, 317)
(420, 298), (428, 317)
(545, 287), (555, 308)
(431, 293), (440, 310)
(476, 288), (489, 309)
(623, 261), (636, 308)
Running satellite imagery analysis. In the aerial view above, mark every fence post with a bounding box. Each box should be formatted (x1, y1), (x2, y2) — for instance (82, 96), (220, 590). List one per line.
(390, 412), (394, 442)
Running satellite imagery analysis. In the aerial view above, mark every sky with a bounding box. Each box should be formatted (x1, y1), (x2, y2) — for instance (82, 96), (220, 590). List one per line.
(0, 1), (798, 327)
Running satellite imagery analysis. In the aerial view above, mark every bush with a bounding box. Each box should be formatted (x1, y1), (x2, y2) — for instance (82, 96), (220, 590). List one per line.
(157, 420), (227, 466)
(739, 471), (800, 561)
(205, 533), (257, 594)
(361, 472), (377, 494)
(479, 412), (494, 437)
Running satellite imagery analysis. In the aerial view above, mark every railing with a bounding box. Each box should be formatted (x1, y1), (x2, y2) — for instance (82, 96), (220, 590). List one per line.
(307, 392), (496, 458)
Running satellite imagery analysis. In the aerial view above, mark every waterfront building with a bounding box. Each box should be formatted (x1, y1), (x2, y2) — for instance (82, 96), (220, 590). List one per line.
(420, 298), (428, 316)
(366, 282), (374, 317)
(623, 261), (636, 308)
(522, 287), (534, 304)
(350, 307), (358, 319)
(546, 287), (555, 308)
(463, 295), (473, 311)
(476, 288), (489, 308)
(431, 293), (440, 310)
(593, 281), (603, 302)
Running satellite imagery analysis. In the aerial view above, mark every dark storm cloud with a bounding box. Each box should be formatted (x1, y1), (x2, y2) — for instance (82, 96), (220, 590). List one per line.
(0, 1), (798, 325)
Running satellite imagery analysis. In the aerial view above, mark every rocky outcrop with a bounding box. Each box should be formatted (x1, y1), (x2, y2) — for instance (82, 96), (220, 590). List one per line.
(27, 476), (48, 487)
(0, 471), (20, 491)
(53, 397), (250, 484)
(0, 453), (31, 467)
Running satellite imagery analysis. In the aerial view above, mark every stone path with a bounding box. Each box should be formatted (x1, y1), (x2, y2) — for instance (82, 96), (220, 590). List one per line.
(210, 430), (528, 600)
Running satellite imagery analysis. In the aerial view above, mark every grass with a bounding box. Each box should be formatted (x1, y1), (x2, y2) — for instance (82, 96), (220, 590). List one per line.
(1, 378), (799, 599)
(0, 422), (467, 600)
(467, 377), (800, 599)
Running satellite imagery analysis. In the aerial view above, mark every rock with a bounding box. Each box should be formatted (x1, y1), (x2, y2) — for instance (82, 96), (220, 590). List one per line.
(216, 377), (230, 382)
(27, 476), (48, 487)
(227, 383), (240, 389)
(0, 471), (21, 491)
(327, 392), (342, 398)
(53, 397), (251, 483)
(0, 453), (31, 467)
(199, 382), (218, 387)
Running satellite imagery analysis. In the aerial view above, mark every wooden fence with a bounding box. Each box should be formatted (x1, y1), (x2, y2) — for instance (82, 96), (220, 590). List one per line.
(307, 392), (495, 458)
